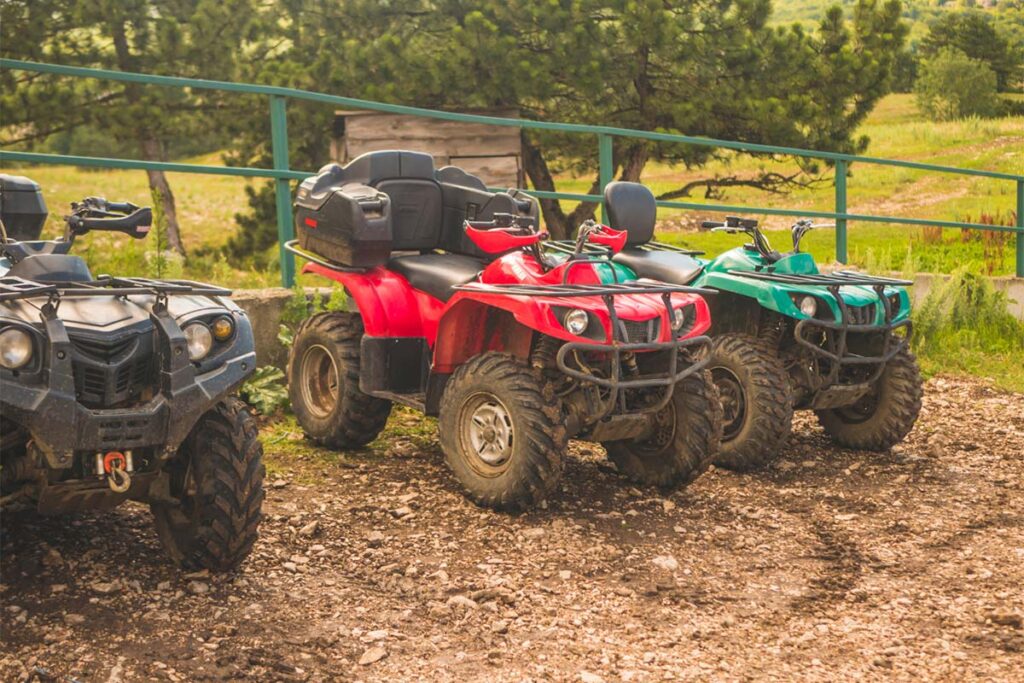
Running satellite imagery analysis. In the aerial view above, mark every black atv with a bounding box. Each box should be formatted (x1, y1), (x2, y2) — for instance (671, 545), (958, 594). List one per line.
(0, 174), (264, 571)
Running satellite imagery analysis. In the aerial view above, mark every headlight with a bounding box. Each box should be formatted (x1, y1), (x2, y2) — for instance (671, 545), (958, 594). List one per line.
(0, 328), (33, 369)
(888, 293), (902, 314)
(798, 296), (818, 317)
(563, 309), (589, 336)
(183, 322), (213, 360)
(671, 305), (696, 335)
(211, 315), (235, 342)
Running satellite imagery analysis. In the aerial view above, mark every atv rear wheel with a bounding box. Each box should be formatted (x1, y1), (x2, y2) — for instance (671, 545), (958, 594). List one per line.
(288, 312), (392, 448)
(604, 370), (722, 488)
(708, 334), (793, 471)
(439, 352), (566, 511)
(151, 398), (264, 572)
(816, 346), (923, 451)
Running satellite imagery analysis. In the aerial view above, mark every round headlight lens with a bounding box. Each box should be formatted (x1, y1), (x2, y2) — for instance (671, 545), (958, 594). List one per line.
(183, 322), (213, 360)
(563, 309), (589, 336)
(211, 315), (235, 342)
(798, 296), (818, 317)
(672, 307), (687, 332)
(0, 328), (33, 369)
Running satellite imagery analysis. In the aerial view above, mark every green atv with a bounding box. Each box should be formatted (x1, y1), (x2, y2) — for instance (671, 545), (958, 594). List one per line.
(557, 181), (923, 469)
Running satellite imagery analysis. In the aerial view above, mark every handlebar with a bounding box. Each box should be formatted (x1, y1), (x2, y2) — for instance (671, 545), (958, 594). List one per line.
(65, 196), (152, 240)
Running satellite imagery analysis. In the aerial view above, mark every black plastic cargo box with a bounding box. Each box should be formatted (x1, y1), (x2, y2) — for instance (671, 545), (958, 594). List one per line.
(294, 169), (392, 268)
(0, 174), (48, 241)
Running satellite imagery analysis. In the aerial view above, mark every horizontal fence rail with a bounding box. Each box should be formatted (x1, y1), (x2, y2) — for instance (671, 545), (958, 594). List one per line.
(2, 57), (1022, 284)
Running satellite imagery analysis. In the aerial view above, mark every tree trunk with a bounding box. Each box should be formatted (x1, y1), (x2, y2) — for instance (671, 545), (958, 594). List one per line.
(140, 137), (186, 258)
(520, 131), (601, 240)
(618, 143), (648, 182)
(109, 18), (185, 259)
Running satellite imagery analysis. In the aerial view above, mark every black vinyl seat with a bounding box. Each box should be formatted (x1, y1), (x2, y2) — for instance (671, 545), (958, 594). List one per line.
(387, 253), (484, 302)
(7, 254), (94, 283)
(612, 249), (703, 285)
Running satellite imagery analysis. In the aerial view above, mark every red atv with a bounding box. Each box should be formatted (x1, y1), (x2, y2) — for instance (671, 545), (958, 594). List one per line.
(285, 151), (720, 510)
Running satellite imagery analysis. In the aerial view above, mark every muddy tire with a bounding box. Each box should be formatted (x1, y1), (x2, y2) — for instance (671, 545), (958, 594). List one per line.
(288, 312), (392, 449)
(816, 346), (923, 451)
(151, 398), (264, 571)
(438, 352), (566, 511)
(708, 334), (793, 471)
(604, 370), (722, 489)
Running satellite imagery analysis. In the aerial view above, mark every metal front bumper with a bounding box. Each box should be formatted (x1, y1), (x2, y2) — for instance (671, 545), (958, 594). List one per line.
(793, 317), (911, 387)
(0, 296), (255, 469)
(555, 334), (712, 416)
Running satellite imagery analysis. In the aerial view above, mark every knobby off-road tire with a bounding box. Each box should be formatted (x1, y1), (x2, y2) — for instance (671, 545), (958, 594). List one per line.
(152, 398), (264, 571)
(438, 352), (566, 511)
(604, 370), (722, 489)
(288, 312), (392, 449)
(816, 346), (923, 451)
(708, 334), (793, 471)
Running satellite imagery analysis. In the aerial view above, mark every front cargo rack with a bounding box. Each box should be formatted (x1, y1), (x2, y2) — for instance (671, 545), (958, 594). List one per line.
(454, 281), (713, 298)
(728, 270), (912, 287)
(0, 276), (58, 302)
(0, 275), (230, 303)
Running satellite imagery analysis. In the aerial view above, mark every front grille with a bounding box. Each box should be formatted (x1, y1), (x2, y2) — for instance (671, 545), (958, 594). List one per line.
(70, 328), (157, 408)
(844, 304), (877, 325)
(618, 318), (661, 343)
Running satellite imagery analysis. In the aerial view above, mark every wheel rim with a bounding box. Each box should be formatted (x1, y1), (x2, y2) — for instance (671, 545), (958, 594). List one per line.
(712, 366), (746, 442)
(833, 391), (879, 424)
(300, 344), (339, 419)
(459, 392), (515, 475)
(633, 398), (678, 455)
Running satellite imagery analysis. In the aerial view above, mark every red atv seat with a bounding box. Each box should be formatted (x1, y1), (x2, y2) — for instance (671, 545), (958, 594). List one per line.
(604, 181), (703, 286)
(387, 253), (484, 302)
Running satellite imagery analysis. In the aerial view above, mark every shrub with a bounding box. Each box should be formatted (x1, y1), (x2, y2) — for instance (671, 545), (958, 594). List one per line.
(914, 48), (1000, 121)
(912, 268), (1024, 361)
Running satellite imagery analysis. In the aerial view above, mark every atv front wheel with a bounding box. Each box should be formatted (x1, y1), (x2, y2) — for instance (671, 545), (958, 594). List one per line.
(438, 352), (566, 511)
(816, 346), (923, 451)
(604, 370), (722, 488)
(151, 398), (264, 571)
(708, 334), (793, 471)
(288, 312), (392, 448)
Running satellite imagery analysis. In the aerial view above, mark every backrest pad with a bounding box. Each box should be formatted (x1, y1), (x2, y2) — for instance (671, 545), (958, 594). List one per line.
(604, 181), (656, 245)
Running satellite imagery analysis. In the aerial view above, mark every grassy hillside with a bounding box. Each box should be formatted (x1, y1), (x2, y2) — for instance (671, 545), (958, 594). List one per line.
(772, 0), (1021, 42)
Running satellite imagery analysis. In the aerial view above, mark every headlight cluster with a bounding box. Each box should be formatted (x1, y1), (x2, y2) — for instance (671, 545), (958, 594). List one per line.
(887, 293), (902, 314)
(790, 294), (823, 318)
(562, 309), (589, 336)
(182, 315), (235, 361)
(0, 327), (33, 370)
(671, 304), (697, 336)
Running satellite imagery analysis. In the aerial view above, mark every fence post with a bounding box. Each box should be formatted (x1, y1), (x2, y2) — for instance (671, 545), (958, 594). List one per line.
(598, 134), (613, 223)
(270, 95), (295, 288)
(1016, 179), (1024, 278)
(834, 159), (848, 264)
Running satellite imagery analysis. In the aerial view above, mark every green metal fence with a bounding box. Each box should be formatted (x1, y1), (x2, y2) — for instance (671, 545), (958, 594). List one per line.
(2, 57), (1023, 286)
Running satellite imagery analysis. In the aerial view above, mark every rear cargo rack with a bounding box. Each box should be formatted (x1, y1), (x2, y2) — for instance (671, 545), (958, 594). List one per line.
(284, 240), (368, 273)
(545, 240), (703, 257)
(728, 270), (912, 287)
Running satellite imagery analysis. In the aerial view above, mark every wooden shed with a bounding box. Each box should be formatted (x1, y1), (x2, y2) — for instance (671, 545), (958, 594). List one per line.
(331, 108), (524, 188)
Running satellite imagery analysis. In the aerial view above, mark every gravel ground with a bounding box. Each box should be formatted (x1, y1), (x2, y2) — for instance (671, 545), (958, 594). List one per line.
(2, 375), (1023, 682)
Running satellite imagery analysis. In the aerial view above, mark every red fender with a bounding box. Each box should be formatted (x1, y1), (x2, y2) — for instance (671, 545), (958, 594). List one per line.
(301, 262), (444, 339)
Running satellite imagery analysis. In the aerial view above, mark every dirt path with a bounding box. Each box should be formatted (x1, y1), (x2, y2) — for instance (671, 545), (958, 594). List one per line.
(3, 376), (1023, 682)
